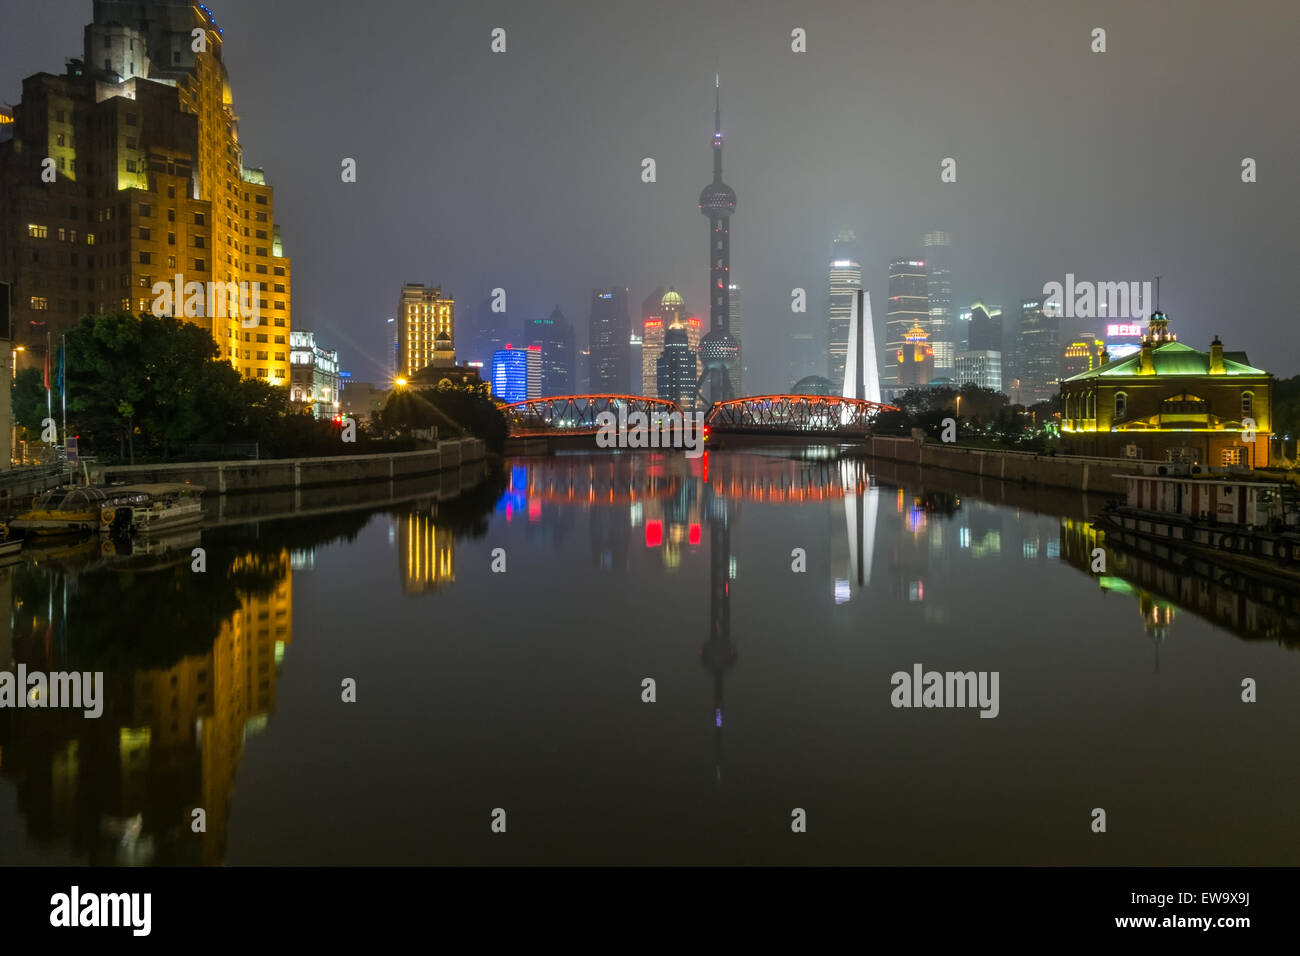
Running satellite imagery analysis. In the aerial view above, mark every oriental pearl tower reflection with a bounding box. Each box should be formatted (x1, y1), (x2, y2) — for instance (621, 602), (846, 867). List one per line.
(700, 462), (736, 782)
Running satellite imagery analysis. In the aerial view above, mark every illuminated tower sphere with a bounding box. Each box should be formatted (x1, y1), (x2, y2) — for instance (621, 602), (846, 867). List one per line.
(696, 75), (740, 408)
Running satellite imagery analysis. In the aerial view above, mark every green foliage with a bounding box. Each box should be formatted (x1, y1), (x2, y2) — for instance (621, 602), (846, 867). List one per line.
(10, 367), (47, 431)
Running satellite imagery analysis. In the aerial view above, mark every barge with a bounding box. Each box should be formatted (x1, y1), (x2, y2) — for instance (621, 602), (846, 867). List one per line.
(1094, 464), (1300, 578)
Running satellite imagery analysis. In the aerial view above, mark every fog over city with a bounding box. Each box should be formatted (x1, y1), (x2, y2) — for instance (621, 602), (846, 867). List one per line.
(5, 0), (1295, 387)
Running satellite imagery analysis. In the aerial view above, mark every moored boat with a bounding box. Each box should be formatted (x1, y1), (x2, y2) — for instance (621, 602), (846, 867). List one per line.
(1094, 463), (1300, 577)
(11, 487), (124, 535)
(99, 483), (204, 535)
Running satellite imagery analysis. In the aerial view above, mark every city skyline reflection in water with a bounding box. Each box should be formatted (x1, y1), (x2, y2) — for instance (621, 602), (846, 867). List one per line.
(2, 449), (1298, 866)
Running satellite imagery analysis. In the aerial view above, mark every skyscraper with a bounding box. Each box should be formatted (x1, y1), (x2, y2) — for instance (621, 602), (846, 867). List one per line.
(397, 283), (454, 379)
(0, 0), (293, 384)
(491, 347), (528, 403)
(1017, 296), (1060, 403)
(922, 231), (954, 371)
(827, 230), (862, 391)
(957, 300), (1003, 392)
(522, 306), (575, 395)
(885, 259), (929, 386)
(695, 76), (739, 407)
(589, 286), (630, 393)
(657, 318), (696, 408)
(728, 281), (742, 397)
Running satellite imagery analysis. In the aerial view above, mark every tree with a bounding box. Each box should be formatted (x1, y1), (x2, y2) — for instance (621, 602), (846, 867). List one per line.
(10, 367), (47, 432)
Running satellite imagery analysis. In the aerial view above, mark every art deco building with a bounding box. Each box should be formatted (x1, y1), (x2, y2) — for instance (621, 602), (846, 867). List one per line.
(397, 283), (454, 379)
(288, 329), (340, 419)
(1063, 333), (1106, 379)
(1059, 312), (1274, 466)
(0, 1), (293, 384)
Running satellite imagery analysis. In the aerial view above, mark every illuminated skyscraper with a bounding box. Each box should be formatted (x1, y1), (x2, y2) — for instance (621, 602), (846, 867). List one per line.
(657, 318), (697, 408)
(885, 259), (929, 385)
(397, 283), (454, 378)
(522, 307), (575, 395)
(0, 1), (292, 384)
(827, 230), (862, 391)
(728, 281), (742, 396)
(589, 286), (631, 393)
(696, 76), (739, 407)
(492, 347), (528, 402)
(923, 231), (954, 371)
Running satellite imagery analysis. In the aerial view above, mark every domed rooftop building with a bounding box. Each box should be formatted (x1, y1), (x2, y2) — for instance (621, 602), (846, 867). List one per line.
(791, 375), (834, 396)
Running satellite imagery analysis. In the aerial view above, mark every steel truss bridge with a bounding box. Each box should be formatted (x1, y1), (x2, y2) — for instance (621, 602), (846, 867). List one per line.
(502, 395), (684, 437)
(503, 393), (898, 439)
(703, 394), (898, 435)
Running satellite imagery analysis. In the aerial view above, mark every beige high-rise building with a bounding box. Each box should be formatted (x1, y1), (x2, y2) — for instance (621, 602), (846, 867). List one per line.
(0, 1), (292, 385)
(397, 283), (454, 379)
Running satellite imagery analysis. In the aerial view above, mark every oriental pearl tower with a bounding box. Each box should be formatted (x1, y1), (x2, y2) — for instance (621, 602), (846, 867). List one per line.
(695, 75), (740, 409)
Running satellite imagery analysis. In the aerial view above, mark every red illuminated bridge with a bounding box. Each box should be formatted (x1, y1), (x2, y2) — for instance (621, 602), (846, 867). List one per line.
(502, 393), (898, 440)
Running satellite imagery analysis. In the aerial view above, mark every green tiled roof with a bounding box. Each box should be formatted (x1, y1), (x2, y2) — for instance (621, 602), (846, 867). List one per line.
(1063, 342), (1266, 382)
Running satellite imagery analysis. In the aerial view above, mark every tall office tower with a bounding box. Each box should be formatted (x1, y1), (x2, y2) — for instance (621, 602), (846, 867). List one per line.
(0, 1), (293, 384)
(966, 300), (1003, 352)
(642, 316), (665, 396)
(885, 259), (929, 385)
(922, 231), (954, 370)
(522, 306), (574, 395)
(728, 281), (742, 396)
(842, 289), (881, 404)
(1017, 296), (1060, 403)
(491, 347), (528, 402)
(657, 317), (697, 408)
(589, 286), (630, 393)
(525, 344), (543, 399)
(577, 346), (591, 392)
(956, 308), (973, 351)
(957, 300), (1004, 392)
(827, 229), (862, 391)
(397, 283), (455, 379)
(695, 76), (739, 407)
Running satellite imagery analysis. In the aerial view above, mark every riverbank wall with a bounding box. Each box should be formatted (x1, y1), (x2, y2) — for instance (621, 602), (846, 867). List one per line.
(852, 436), (1138, 495)
(87, 437), (486, 494)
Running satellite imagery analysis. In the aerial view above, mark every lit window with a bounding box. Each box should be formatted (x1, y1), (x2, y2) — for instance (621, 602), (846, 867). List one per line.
(1241, 392), (1254, 417)
(27, 224), (47, 238)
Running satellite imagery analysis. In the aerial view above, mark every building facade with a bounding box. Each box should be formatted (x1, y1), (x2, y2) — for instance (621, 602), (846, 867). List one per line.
(885, 259), (929, 385)
(922, 231), (954, 371)
(522, 307), (574, 396)
(397, 283), (454, 379)
(288, 329), (339, 420)
(588, 286), (630, 393)
(827, 230), (861, 391)
(656, 319), (696, 408)
(1017, 296), (1060, 404)
(897, 321), (934, 388)
(0, 1), (292, 385)
(1059, 312), (1273, 466)
(491, 347), (528, 403)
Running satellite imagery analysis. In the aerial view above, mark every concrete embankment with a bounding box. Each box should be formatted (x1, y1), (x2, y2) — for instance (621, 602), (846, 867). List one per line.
(88, 437), (486, 494)
(853, 436), (1139, 495)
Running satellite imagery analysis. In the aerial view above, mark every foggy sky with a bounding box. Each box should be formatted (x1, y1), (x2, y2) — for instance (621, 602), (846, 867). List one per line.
(3, 0), (1298, 389)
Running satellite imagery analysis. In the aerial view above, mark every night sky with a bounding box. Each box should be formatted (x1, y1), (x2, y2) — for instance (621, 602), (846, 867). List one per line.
(3, 0), (1297, 388)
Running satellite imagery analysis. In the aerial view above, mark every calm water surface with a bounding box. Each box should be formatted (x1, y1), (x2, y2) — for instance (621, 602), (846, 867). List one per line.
(2, 448), (1297, 865)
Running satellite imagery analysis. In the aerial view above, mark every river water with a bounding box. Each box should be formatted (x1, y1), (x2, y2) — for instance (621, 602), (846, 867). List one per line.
(1, 448), (1297, 865)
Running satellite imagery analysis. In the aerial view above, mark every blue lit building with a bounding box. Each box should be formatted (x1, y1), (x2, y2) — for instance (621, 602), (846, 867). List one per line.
(492, 347), (528, 403)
